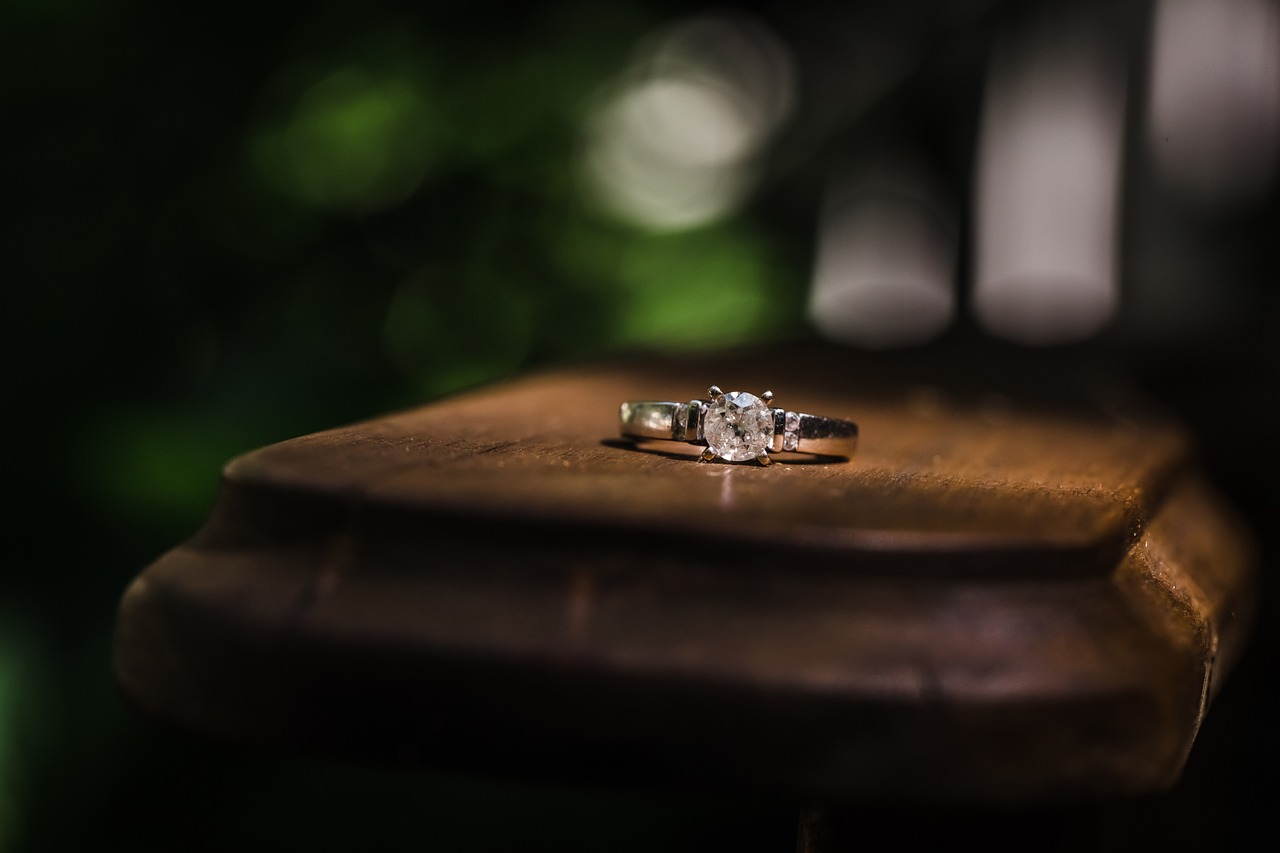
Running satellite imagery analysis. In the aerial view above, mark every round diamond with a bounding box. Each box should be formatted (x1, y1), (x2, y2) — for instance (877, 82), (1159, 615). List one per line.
(703, 391), (775, 461)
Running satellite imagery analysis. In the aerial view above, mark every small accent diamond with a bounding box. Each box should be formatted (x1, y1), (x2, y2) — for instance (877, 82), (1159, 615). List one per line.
(673, 403), (690, 439)
(783, 431), (799, 452)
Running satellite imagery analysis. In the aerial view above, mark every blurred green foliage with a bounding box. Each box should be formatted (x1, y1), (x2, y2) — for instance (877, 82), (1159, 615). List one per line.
(1, 1), (813, 849)
(253, 65), (445, 212)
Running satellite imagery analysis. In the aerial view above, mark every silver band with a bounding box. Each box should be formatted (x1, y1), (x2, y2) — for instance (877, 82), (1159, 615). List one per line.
(619, 399), (859, 458)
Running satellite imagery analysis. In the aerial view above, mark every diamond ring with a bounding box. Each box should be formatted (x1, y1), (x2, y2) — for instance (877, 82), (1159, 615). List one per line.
(619, 386), (859, 466)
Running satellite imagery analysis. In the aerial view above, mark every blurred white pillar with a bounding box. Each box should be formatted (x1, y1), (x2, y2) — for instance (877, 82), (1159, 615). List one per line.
(1146, 0), (1280, 206)
(808, 162), (957, 348)
(973, 18), (1127, 345)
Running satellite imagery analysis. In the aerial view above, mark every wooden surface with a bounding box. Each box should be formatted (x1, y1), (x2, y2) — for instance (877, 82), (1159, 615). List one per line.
(113, 341), (1256, 804)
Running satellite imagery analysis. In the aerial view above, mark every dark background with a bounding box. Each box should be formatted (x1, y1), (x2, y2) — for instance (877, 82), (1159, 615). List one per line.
(3, 0), (1277, 850)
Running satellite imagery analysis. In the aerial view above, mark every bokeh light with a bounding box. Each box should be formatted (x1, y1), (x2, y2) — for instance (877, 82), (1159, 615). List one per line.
(580, 12), (795, 231)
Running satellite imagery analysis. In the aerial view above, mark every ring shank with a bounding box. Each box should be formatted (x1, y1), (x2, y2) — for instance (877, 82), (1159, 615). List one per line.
(619, 400), (858, 457)
(618, 402), (682, 441)
(792, 411), (860, 456)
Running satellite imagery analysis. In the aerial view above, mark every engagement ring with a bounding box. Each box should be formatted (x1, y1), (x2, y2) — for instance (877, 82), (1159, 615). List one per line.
(619, 386), (859, 466)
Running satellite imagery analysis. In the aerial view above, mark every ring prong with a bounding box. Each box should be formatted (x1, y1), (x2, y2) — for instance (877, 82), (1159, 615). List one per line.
(700, 447), (718, 462)
(762, 390), (774, 403)
(707, 385), (723, 398)
(755, 450), (772, 466)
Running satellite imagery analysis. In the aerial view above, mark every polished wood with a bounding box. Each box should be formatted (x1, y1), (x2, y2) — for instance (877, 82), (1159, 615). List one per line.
(113, 341), (1256, 804)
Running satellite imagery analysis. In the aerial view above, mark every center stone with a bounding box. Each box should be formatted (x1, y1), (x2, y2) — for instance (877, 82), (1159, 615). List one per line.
(703, 391), (775, 461)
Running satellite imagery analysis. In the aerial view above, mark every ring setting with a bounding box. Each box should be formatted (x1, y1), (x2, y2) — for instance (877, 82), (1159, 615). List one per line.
(619, 385), (858, 466)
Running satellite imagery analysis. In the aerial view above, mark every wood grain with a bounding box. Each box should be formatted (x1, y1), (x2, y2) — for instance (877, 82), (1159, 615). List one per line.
(113, 341), (1256, 803)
